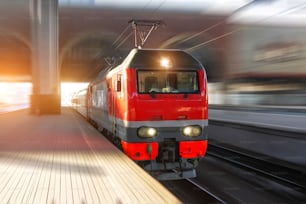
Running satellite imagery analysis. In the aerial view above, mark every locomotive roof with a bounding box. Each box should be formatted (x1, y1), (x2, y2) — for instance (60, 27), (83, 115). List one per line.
(91, 48), (205, 84)
(126, 48), (203, 69)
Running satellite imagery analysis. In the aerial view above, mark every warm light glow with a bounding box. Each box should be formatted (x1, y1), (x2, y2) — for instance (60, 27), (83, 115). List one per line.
(0, 82), (31, 104)
(183, 126), (201, 137)
(0, 82), (89, 111)
(147, 128), (157, 136)
(183, 127), (192, 135)
(61, 82), (89, 106)
(137, 127), (157, 137)
(160, 58), (172, 68)
(0, 82), (32, 112)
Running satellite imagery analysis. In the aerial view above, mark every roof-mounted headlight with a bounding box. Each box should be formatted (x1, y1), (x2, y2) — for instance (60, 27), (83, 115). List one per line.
(183, 126), (201, 137)
(138, 127), (157, 138)
(160, 57), (172, 69)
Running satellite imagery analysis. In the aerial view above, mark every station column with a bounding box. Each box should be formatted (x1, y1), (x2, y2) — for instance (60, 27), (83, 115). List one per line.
(30, 0), (61, 114)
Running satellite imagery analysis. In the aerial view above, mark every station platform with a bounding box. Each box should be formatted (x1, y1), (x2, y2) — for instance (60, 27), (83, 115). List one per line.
(209, 106), (306, 133)
(0, 108), (180, 204)
(209, 106), (306, 170)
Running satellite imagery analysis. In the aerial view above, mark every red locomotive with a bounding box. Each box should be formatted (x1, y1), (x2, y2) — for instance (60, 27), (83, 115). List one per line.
(72, 48), (208, 179)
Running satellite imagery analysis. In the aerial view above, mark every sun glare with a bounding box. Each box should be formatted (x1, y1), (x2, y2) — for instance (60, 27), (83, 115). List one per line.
(0, 82), (31, 104)
(0, 82), (32, 112)
(61, 82), (88, 106)
(0, 82), (88, 110)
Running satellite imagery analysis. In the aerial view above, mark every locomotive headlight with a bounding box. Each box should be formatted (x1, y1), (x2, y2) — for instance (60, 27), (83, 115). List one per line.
(160, 57), (172, 68)
(138, 127), (157, 138)
(183, 126), (201, 137)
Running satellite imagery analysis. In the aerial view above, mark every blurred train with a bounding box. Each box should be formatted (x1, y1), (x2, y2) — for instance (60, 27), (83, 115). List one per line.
(72, 48), (208, 179)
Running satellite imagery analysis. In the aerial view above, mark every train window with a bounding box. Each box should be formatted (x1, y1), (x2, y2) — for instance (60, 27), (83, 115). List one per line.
(115, 74), (122, 92)
(137, 70), (199, 94)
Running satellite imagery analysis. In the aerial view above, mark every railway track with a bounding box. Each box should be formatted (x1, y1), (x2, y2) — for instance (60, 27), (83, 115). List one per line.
(161, 178), (225, 204)
(208, 116), (306, 187)
(193, 115), (306, 203)
(207, 143), (306, 201)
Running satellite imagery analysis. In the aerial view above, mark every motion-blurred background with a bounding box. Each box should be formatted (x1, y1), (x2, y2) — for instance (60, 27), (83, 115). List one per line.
(1, 0), (305, 111)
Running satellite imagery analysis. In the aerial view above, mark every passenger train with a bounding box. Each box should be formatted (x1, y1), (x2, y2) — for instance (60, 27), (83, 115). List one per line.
(72, 48), (208, 179)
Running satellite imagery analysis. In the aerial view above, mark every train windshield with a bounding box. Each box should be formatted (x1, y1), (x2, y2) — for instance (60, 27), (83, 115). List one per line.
(137, 70), (199, 93)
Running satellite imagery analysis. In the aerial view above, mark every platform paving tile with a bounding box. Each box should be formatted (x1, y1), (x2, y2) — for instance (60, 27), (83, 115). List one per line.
(0, 108), (181, 204)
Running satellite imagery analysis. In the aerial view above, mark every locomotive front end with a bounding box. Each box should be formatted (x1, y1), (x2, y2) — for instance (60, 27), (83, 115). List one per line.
(121, 49), (208, 179)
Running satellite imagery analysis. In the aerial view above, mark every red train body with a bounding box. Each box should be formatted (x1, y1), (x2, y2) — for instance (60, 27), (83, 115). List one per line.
(72, 48), (208, 179)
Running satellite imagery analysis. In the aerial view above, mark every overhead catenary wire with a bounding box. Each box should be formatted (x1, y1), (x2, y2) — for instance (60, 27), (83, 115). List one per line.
(115, 32), (133, 50)
(185, 29), (242, 52)
(112, 24), (130, 46)
(180, 0), (259, 51)
(184, 1), (306, 52)
(113, 0), (306, 52)
(179, 21), (225, 45)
